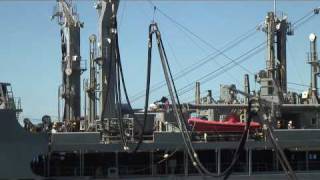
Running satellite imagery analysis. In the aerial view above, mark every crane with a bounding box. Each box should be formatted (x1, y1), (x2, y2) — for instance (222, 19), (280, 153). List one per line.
(52, 0), (84, 130)
(95, 0), (119, 119)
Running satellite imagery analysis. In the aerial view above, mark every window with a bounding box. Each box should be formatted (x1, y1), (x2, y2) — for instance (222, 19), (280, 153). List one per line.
(268, 87), (274, 95)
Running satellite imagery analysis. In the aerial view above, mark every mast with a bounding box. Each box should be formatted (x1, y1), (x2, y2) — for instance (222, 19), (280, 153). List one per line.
(53, 0), (83, 125)
(95, 0), (119, 119)
(88, 34), (98, 125)
(262, 11), (292, 97)
(195, 81), (201, 114)
(308, 33), (319, 104)
(244, 74), (250, 104)
(242, 74), (250, 122)
(273, 0), (277, 17)
(266, 12), (276, 80)
(277, 19), (286, 93)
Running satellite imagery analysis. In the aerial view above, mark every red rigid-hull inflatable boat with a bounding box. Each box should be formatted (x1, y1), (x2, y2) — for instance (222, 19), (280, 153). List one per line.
(188, 114), (261, 133)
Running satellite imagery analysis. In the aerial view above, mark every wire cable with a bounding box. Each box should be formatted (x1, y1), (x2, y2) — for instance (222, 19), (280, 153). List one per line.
(131, 6), (320, 103)
(148, 2), (254, 75)
(130, 4), (261, 102)
(174, 7), (320, 97)
(177, 42), (266, 97)
(147, 22), (256, 179)
(131, 29), (260, 102)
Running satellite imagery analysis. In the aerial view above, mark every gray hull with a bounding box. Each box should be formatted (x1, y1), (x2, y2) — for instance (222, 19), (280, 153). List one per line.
(0, 109), (48, 179)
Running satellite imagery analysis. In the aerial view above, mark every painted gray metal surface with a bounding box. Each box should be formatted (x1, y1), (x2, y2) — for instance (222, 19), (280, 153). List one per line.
(51, 132), (101, 145)
(50, 130), (320, 152)
(54, 0), (83, 122)
(97, 0), (119, 119)
(40, 172), (320, 180)
(0, 109), (48, 179)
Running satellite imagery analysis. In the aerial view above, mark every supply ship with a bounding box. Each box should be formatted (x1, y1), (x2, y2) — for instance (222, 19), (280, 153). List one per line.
(1, 0), (320, 179)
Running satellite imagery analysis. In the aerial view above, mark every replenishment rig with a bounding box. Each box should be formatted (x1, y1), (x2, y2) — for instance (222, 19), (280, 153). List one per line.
(1, 0), (320, 179)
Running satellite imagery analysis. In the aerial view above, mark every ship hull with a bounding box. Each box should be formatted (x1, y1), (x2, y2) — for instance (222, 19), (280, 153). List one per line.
(38, 173), (320, 180)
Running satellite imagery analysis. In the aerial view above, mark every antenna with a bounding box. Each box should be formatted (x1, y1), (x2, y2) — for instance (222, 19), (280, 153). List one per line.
(274, 0), (277, 17)
(152, 6), (157, 23)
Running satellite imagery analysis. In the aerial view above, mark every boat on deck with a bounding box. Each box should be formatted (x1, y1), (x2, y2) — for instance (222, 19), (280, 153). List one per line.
(188, 114), (261, 133)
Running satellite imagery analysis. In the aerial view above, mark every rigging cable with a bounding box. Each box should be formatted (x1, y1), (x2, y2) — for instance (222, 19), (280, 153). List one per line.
(287, 82), (309, 87)
(99, 10), (129, 150)
(292, 7), (320, 30)
(131, 6), (320, 103)
(99, 31), (114, 134)
(133, 24), (154, 152)
(128, 5), (320, 178)
(176, 42), (266, 96)
(154, 24), (205, 174)
(114, 14), (150, 151)
(116, 30), (144, 140)
(115, 57), (127, 148)
(130, 1), (262, 102)
(149, 2), (254, 75)
(175, 6), (320, 97)
(147, 22), (255, 179)
(257, 101), (297, 180)
(229, 88), (296, 180)
(151, 23), (296, 180)
(131, 25), (260, 102)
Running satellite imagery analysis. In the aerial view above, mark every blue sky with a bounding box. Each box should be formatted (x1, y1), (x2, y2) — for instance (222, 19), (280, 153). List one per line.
(0, 0), (319, 121)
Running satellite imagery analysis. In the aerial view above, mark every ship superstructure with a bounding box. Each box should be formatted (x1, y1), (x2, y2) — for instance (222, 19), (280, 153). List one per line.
(2, 0), (320, 180)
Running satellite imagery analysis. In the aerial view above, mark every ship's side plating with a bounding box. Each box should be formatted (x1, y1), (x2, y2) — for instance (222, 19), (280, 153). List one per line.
(0, 83), (48, 179)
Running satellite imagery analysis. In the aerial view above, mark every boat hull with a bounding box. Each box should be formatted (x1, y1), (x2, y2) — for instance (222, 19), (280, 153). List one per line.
(188, 117), (261, 133)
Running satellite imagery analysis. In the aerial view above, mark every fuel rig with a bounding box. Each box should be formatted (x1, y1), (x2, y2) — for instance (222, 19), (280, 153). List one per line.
(1, 0), (320, 180)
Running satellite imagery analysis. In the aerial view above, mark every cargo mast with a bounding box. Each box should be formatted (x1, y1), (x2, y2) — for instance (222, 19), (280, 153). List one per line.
(87, 34), (98, 126)
(53, 0), (83, 126)
(260, 11), (293, 100)
(95, 0), (119, 119)
(308, 33), (319, 104)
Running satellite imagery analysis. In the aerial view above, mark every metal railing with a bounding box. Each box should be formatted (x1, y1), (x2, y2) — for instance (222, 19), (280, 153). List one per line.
(96, 118), (135, 143)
